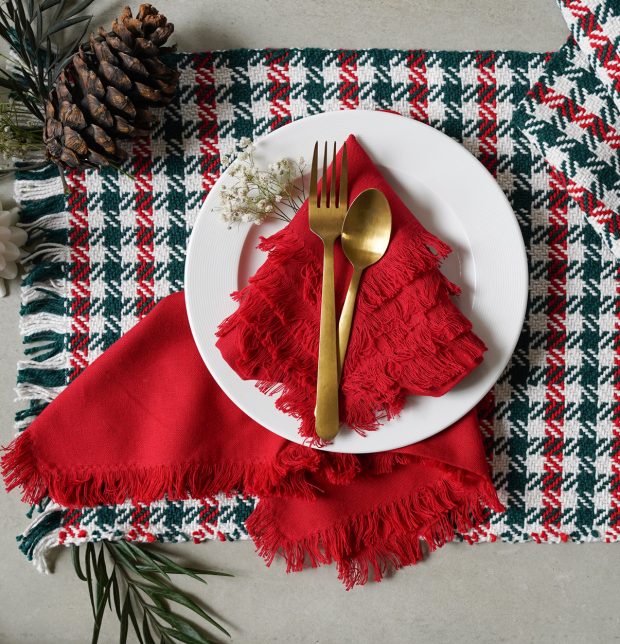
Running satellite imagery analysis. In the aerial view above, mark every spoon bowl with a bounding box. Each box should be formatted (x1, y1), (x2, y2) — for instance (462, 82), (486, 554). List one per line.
(342, 189), (392, 269)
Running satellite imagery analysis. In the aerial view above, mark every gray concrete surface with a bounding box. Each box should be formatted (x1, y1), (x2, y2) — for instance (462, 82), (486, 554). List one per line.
(2, 1), (619, 643)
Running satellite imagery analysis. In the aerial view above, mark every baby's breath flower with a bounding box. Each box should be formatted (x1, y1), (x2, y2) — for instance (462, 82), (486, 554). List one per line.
(216, 137), (307, 226)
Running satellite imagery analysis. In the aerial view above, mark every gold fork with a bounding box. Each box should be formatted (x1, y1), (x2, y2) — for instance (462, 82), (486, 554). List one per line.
(309, 141), (348, 442)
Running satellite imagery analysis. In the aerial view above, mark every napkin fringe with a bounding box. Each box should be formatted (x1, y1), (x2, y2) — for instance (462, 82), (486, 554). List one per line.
(218, 222), (486, 444)
(247, 475), (503, 590)
(255, 221), (454, 310)
(1, 431), (321, 506)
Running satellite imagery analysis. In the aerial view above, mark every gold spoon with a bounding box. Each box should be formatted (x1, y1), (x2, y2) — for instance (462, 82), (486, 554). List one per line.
(338, 189), (392, 375)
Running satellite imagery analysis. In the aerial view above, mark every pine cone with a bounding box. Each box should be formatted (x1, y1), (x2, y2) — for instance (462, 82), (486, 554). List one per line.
(44, 4), (179, 171)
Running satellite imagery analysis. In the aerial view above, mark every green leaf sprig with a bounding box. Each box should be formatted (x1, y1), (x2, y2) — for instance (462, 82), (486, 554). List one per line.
(72, 540), (233, 644)
(0, 0), (95, 121)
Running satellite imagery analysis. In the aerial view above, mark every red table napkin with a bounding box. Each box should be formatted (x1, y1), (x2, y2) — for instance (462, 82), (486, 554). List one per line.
(217, 135), (487, 443)
(3, 292), (502, 588)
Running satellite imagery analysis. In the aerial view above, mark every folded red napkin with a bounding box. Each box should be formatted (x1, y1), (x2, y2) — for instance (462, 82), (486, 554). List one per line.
(3, 292), (502, 588)
(217, 135), (487, 443)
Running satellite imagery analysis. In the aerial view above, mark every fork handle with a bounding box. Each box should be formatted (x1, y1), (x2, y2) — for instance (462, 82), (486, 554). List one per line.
(315, 240), (340, 441)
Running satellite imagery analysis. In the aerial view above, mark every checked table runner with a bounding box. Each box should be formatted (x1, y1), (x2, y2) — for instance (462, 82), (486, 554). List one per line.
(11, 47), (620, 569)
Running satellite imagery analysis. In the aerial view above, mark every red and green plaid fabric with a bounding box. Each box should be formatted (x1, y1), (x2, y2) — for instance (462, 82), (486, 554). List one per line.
(515, 0), (620, 256)
(560, 0), (620, 106)
(11, 46), (620, 571)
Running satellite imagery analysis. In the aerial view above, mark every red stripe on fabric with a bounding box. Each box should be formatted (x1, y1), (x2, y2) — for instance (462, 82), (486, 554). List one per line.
(554, 169), (620, 243)
(540, 167), (568, 541)
(475, 51), (497, 469)
(59, 527), (88, 542)
(266, 50), (292, 130)
(407, 50), (429, 124)
(475, 51), (498, 177)
(62, 509), (83, 530)
(133, 136), (155, 320)
(464, 55), (499, 542)
(66, 169), (90, 382)
(610, 264), (620, 540)
(58, 509), (88, 544)
(338, 50), (359, 110)
(194, 52), (221, 196)
(561, 0), (620, 93)
(197, 497), (219, 524)
(528, 82), (620, 149)
(127, 503), (157, 543)
(192, 497), (220, 543)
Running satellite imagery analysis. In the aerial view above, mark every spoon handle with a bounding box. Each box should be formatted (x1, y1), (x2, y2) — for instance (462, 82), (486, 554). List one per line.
(338, 266), (362, 378)
(315, 239), (340, 442)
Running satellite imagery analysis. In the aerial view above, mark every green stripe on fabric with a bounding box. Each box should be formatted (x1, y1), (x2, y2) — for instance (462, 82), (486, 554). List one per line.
(15, 401), (49, 424)
(16, 163), (60, 182)
(495, 52), (537, 539)
(17, 194), (67, 223)
(21, 262), (66, 286)
(164, 55), (189, 294)
(99, 167), (123, 349)
(574, 214), (603, 536)
(20, 294), (66, 317)
(23, 332), (66, 363)
(302, 48), (327, 117)
(17, 368), (68, 388)
(368, 49), (394, 111)
(437, 50), (466, 143)
(17, 510), (64, 561)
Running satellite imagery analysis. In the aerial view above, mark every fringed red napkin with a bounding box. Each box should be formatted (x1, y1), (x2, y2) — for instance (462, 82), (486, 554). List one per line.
(216, 135), (487, 442)
(3, 292), (502, 588)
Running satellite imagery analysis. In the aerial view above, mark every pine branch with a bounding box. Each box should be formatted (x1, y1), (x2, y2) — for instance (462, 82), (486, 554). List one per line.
(0, 0), (94, 121)
(72, 541), (233, 644)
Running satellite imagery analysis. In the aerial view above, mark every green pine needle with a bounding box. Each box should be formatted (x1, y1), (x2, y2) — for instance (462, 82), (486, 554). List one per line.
(71, 541), (232, 644)
(0, 0), (95, 121)
(0, 0), (96, 173)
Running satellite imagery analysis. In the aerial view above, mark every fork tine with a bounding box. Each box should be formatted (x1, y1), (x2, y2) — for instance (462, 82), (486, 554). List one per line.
(330, 142), (337, 209)
(339, 142), (348, 209)
(322, 141), (328, 207)
(310, 141), (318, 208)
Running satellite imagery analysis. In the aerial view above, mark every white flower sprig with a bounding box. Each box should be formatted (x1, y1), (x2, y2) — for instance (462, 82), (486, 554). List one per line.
(218, 137), (306, 227)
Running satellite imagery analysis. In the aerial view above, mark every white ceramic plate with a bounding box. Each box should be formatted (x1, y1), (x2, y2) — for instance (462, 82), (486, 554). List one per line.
(185, 110), (527, 453)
